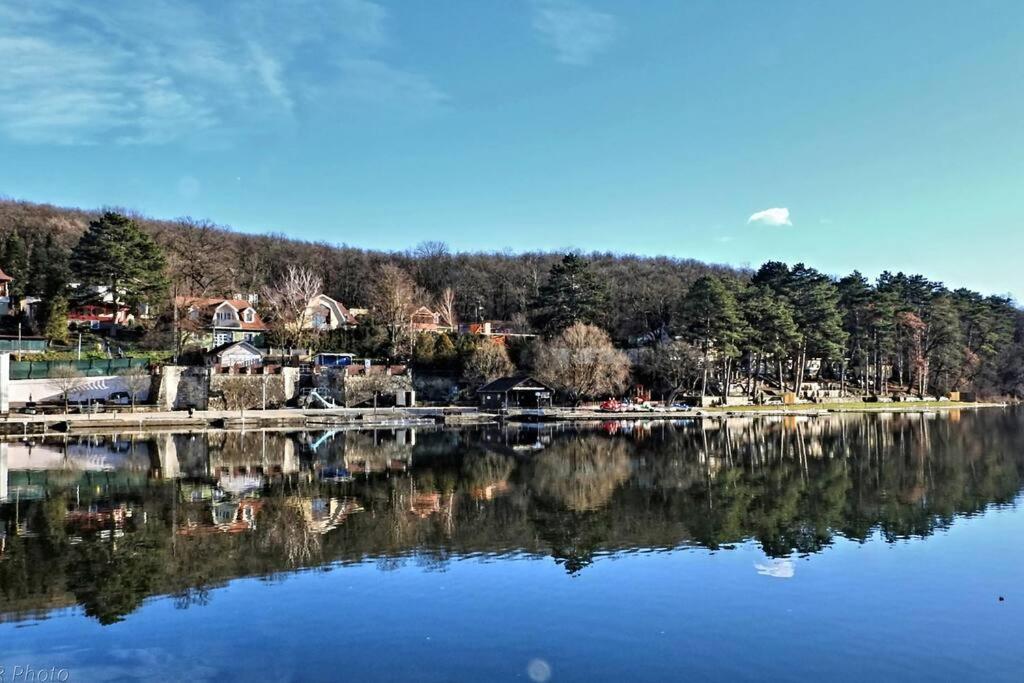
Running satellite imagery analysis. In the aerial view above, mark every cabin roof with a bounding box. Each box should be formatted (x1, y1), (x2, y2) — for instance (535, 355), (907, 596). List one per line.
(477, 375), (553, 393)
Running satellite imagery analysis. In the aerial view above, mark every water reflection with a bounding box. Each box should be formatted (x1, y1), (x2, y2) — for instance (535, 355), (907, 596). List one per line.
(1, 409), (1022, 624)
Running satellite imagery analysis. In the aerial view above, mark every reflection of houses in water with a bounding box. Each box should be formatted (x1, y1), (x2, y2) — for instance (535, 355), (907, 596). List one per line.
(178, 499), (264, 536)
(470, 481), (510, 501)
(176, 496), (364, 536)
(304, 429), (416, 478)
(301, 496), (364, 534)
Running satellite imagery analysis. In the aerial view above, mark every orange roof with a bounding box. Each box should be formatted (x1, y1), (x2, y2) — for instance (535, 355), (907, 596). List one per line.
(176, 296), (268, 331)
(0, 267), (12, 282)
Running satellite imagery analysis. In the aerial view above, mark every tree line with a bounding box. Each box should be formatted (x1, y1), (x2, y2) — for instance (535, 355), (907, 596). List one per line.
(1, 198), (1023, 398)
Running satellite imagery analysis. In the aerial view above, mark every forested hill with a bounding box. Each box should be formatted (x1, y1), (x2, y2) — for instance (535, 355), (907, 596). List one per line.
(2, 197), (1024, 398)
(0, 197), (741, 339)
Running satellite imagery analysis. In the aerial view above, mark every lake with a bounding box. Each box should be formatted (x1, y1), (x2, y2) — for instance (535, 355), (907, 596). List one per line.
(1, 409), (1022, 681)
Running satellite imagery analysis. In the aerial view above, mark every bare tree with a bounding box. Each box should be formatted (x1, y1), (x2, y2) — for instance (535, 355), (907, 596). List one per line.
(532, 323), (630, 405)
(118, 365), (151, 412)
(370, 264), (417, 357)
(436, 287), (458, 330)
(261, 266), (324, 352)
(638, 340), (702, 404)
(219, 376), (264, 415)
(49, 365), (85, 414)
(463, 341), (515, 388)
(166, 218), (233, 297)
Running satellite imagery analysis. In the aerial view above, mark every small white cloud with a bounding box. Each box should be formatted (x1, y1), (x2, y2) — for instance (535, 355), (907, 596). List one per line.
(532, 1), (618, 66)
(755, 558), (795, 579)
(748, 207), (792, 227)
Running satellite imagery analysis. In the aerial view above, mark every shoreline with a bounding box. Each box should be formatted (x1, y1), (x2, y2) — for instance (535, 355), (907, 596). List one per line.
(0, 401), (1008, 437)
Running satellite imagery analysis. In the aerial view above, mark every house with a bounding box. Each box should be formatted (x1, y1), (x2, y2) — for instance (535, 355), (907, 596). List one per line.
(177, 297), (269, 348)
(0, 268), (12, 316)
(206, 340), (265, 368)
(304, 294), (358, 331)
(410, 306), (447, 332)
(477, 376), (555, 410)
(68, 303), (133, 329)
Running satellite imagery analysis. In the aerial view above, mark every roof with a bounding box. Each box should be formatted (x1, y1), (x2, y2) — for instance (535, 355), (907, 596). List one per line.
(0, 267), (12, 282)
(312, 294), (358, 325)
(176, 296), (268, 331)
(207, 340), (265, 358)
(477, 376), (553, 393)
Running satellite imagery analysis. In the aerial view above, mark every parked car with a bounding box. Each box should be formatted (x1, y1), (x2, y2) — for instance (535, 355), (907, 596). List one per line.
(107, 391), (132, 406)
(763, 395), (785, 405)
(670, 402), (692, 411)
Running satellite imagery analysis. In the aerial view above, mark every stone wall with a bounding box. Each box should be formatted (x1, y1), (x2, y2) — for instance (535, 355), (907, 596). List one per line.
(153, 366), (299, 411)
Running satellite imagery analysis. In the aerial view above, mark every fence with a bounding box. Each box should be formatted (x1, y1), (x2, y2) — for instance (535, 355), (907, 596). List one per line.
(10, 358), (150, 380)
(0, 338), (48, 353)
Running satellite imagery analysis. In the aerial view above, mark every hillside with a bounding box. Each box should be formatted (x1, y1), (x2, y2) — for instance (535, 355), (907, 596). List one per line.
(0, 197), (741, 341)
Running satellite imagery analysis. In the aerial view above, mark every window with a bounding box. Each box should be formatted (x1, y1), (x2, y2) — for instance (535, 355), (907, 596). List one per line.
(243, 309), (255, 323)
(214, 332), (232, 345)
(217, 310), (233, 322)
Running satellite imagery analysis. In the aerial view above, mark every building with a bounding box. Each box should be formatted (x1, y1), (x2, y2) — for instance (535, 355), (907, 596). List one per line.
(477, 376), (554, 410)
(410, 306), (450, 333)
(206, 341), (265, 368)
(0, 268), (12, 316)
(304, 294), (358, 332)
(177, 297), (269, 348)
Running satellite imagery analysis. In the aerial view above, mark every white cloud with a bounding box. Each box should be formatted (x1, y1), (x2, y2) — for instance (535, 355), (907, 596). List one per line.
(532, 1), (618, 66)
(754, 558), (795, 579)
(747, 207), (792, 227)
(0, 0), (443, 145)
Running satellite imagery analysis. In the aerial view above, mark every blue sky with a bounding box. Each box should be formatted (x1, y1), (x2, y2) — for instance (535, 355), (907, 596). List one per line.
(1, 1), (1022, 298)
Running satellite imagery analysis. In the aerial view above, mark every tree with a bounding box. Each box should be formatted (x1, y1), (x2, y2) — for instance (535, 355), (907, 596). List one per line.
(740, 286), (800, 394)
(531, 254), (606, 336)
(680, 275), (742, 397)
(638, 339), (702, 404)
(412, 333), (437, 367)
(370, 264), (418, 358)
(436, 287), (458, 329)
(463, 341), (515, 388)
(117, 366), (151, 412)
(260, 266), (323, 351)
(532, 323), (630, 405)
(43, 295), (70, 344)
(49, 364), (85, 413)
(70, 212), (168, 313)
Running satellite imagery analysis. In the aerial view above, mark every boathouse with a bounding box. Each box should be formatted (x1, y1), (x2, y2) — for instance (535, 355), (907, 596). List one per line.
(477, 376), (554, 410)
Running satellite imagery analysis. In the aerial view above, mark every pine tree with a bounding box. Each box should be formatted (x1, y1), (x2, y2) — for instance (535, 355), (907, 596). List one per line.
(44, 295), (70, 344)
(531, 254), (606, 336)
(681, 275), (742, 397)
(70, 212), (168, 311)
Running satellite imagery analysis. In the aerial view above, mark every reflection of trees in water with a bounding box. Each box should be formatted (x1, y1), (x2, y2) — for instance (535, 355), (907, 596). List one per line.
(529, 436), (631, 512)
(3, 411), (1024, 621)
(253, 498), (323, 568)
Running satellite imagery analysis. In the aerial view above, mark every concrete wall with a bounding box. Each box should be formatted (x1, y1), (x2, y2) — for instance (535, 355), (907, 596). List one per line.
(7, 374), (151, 405)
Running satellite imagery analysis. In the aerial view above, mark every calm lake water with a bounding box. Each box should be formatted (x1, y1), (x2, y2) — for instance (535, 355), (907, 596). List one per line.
(1, 409), (1022, 681)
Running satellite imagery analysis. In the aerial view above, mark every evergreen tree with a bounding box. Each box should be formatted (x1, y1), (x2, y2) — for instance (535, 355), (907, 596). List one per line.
(44, 295), (70, 344)
(0, 231), (29, 297)
(681, 275), (742, 397)
(70, 212), (168, 312)
(741, 286), (800, 392)
(531, 254), (606, 336)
